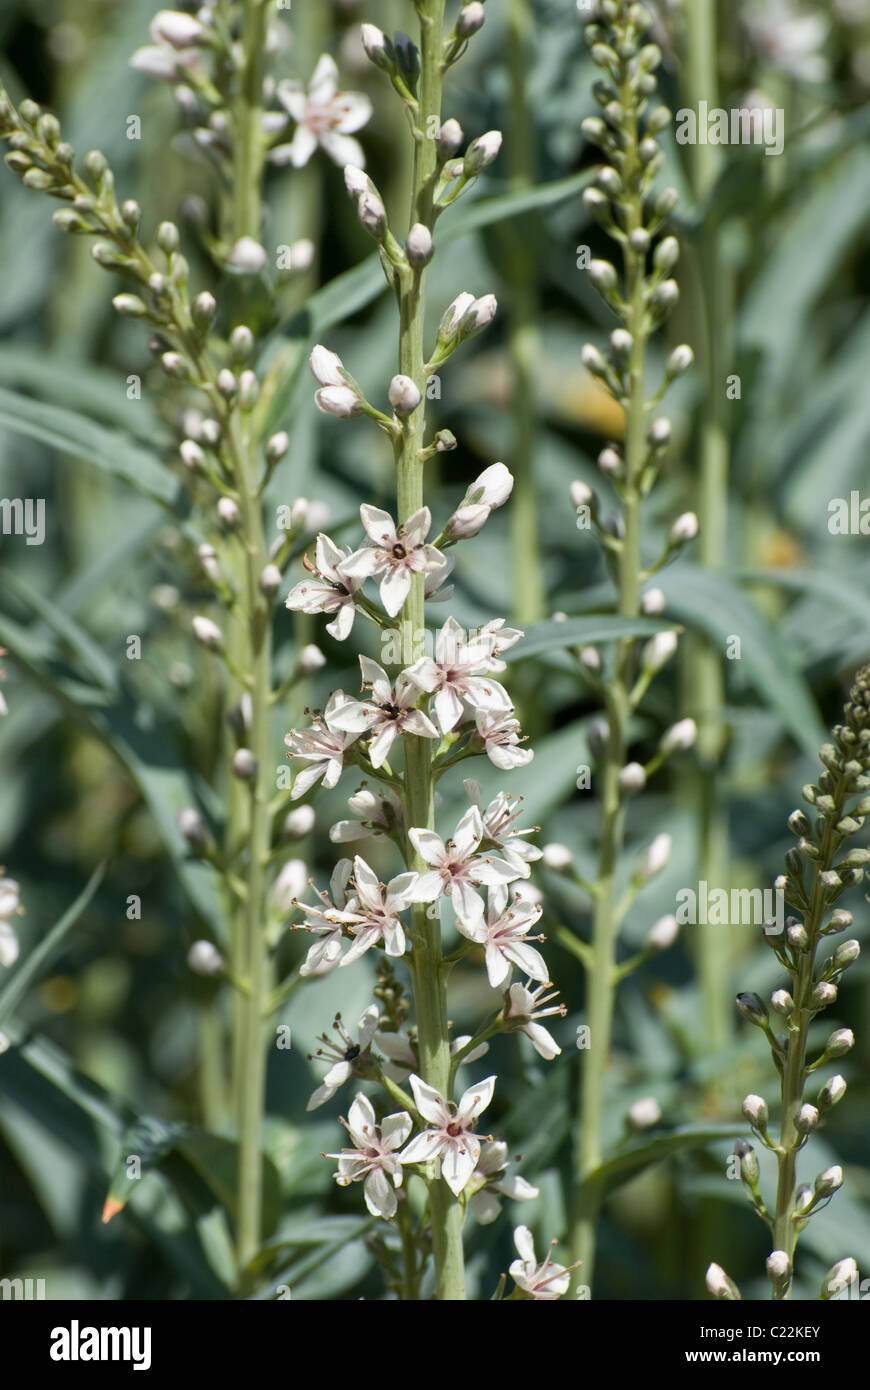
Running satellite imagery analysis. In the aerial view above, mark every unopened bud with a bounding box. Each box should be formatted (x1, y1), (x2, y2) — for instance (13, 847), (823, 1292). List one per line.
(284, 805), (315, 839)
(389, 374), (422, 417)
(406, 223), (433, 266)
(192, 615), (223, 650)
(736, 993), (768, 1028)
(619, 761), (646, 795)
(298, 643), (326, 674)
(647, 914), (678, 951)
(795, 1103), (819, 1135)
(742, 1093), (769, 1127)
(187, 940), (223, 976)
(233, 748), (257, 780)
(638, 833), (671, 881)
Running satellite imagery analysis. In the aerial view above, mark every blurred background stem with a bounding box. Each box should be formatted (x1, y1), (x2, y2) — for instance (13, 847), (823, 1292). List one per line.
(682, 0), (733, 1058)
(504, 0), (545, 631)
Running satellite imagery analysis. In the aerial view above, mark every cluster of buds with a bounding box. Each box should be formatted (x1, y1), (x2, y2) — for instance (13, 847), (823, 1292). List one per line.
(723, 667), (870, 1299)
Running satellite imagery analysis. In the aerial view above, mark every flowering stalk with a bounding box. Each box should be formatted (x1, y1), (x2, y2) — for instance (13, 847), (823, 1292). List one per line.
(0, 5), (373, 1286)
(567, 0), (696, 1291)
(721, 669), (869, 1301)
(285, 2), (570, 1302)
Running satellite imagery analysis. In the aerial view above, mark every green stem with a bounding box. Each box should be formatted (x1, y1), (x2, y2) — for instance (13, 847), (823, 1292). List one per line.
(571, 69), (647, 1294)
(394, 0), (464, 1302)
(682, 0), (732, 1057)
(233, 0), (269, 243)
(771, 784), (842, 1298)
(504, 0), (544, 630)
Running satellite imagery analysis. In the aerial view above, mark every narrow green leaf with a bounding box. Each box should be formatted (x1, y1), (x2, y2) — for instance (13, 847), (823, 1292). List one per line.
(580, 1125), (746, 1202)
(0, 385), (180, 507)
(0, 861), (106, 1028)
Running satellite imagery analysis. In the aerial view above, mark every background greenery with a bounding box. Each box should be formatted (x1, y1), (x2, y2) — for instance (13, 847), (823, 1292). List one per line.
(1, 0), (869, 1299)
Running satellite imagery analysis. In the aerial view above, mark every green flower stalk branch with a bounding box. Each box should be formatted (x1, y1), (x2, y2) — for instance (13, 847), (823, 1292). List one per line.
(710, 668), (869, 1303)
(567, 0), (697, 1293)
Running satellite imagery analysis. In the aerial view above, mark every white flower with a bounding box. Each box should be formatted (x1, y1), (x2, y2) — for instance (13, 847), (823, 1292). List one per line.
(0, 878), (21, 968)
(506, 981), (565, 1059)
(326, 1093), (412, 1219)
(307, 1005), (380, 1110)
(509, 1226), (571, 1300)
(271, 858), (308, 914)
(284, 690), (362, 799)
(400, 1073), (496, 1195)
(273, 55), (372, 168)
(468, 1141), (539, 1225)
(296, 860), (355, 977)
(465, 780), (542, 878)
(407, 806), (520, 927)
(285, 533), (365, 642)
(338, 505), (447, 618)
(458, 883), (547, 989)
(338, 855), (416, 964)
(327, 656), (438, 767)
(406, 616), (512, 733)
(474, 707), (533, 770)
(187, 940), (223, 976)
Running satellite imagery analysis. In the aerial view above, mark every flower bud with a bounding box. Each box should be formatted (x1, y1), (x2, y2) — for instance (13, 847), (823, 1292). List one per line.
(815, 1165), (844, 1198)
(230, 324), (255, 362)
(437, 118), (465, 157)
(445, 503), (490, 540)
(570, 479), (593, 509)
(795, 1103), (819, 1135)
(192, 291), (217, 330)
(588, 259), (618, 295)
(284, 805), (315, 840)
(647, 914), (678, 951)
(113, 294), (148, 318)
(742, 1093), (769, 1127)
(825, 1027), (855, 1058)
(464, 130), (502, 174)
(406, 222), (434, 267)
(736, 994), (768, 1027)
(627, 1096), (661, 1130)
(315, 385), (362, 418)
(232, 748), (257, 780)
(579, 646), (601, 673)
(770, 988), (792, 1014)
(178, 807), (208, 854)
(833, 938), (860, 969)
(638, 833), (671, 881)
(156, 220), (180, 254)
(266, 431), (289, 465)
(581, 343), (610, 380)
(464, 462), (514, 509)
(360, 23), (393, 70)
(192, 615), (223, 650)
(649, 417), (672, 448)
(259, 564), (282, 598)
(228, 236), (267, 272)
(216, 368), (237, 399)
(619, 761), (646, 795)
(642, 630), (678, 674)
(358, 190), (387, 240)
(669, 513), (698, 546)
(457, 2), (486, 37)
(811, 981), (838, 1009)
(666, 344), (694, 378)
(653, 235), (679, 271)
(187, 939), (223, 976)
(818, 1074), (847, 1110)
(766, 1251), (791, 1286)
(542, 843), (574, 871)
(298, 644), (326, 674)
(661, 718), (696, 755)
(218, 497), (240, 528)
(821, 1258), (857, 1298)
(153, 10), (205, 48)
(610, 328), (633, 356)
(388, 374), (422, 417)
(705, 1263), (740, 1301)
(271, 858), (308, 913)
(642, 587), (666, 615)
(597, 446), (621, 476)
